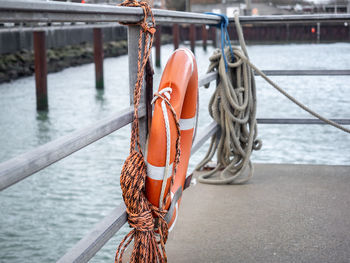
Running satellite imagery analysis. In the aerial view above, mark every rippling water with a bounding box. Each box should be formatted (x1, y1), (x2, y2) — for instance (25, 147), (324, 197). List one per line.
(0, 43), (349, 262)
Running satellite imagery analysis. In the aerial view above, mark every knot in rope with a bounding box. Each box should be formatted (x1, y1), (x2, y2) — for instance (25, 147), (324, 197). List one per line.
(116, 151), (168, 263)
(150, 204), (169, 242)
(127, 209), (155, 232)
(141, 21), (156, 34)
(119, 0), (156, 33)
(205, 12), (234, 72)
(151, 87), (172, 103)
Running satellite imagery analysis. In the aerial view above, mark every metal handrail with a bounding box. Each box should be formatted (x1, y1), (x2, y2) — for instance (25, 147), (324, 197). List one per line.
(198, 71), (350, 126)
(206, 70), (350, 78)
(0, 23), (123, 33)
(0, 0), (220, 24)
(57, 202), (127, 263)
(260, 70), (350, 76)
(0, 105), (146, 191)
(1, 0), (350, 24)
(257, 118), (350, 125)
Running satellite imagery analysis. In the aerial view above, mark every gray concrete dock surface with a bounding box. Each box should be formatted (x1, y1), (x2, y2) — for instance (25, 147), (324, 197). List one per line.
(166, 163), (350, 263)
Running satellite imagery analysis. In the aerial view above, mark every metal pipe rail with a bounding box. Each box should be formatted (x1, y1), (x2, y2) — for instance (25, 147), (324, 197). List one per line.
(202, 71), (350, 125)
(207, 70), (350, 77)
(1, 0), (350, 24)
(0, 22), (123, 33)
(257, 118), (350, 125)
(0, 105), (145, 191)
(260, 70), (350, 76)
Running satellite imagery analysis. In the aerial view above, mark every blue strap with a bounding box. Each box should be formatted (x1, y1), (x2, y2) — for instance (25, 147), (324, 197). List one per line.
(205, 12), (235, 72)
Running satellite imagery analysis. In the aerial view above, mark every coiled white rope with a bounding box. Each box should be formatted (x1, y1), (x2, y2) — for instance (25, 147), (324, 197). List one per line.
(196, 14), (349, 185)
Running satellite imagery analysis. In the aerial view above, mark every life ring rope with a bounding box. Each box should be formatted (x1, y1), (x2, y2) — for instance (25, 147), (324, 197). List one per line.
(151, 87), (181, 209)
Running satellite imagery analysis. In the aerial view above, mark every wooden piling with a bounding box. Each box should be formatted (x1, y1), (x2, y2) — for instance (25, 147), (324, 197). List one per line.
(173, 24), (179, 50)
(317, 22), (321, 43)
(190, 24), (195, 53)
(155, 25), (161, 67)
(211, 27), (217, 48)
(93, 28), (104, 90)
(33, 31), (48, 111)
(202, 25), (207, 51)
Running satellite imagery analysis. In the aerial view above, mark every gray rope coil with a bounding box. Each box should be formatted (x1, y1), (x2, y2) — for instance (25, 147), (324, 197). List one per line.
(195, 21), (262, 184)
(196, 14), (350, 185)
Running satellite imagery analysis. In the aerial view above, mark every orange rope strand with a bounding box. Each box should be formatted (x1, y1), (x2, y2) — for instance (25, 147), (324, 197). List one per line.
(114, 1), (178, 262)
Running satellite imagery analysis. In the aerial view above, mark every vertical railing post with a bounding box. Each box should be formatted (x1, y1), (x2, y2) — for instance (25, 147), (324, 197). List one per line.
(93, 28), (104, 90)
(173, 23), (180, 50)
(202, 24), (207, 51)
(155, 25), (161, 67)
(128, 26), (148, 151)
(33, 31), (48, 111)
(190, 24), (195, 53)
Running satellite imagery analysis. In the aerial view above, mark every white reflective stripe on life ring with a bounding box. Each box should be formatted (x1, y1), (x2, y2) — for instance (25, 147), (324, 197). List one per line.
(146, 162), (174, 181)
(179, 117), (196, 131)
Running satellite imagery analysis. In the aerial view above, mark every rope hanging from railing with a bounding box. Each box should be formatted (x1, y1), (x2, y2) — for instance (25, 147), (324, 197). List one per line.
(114, 1), (170, 262)
(196, 13), (262, 184)
(196, 13), (350, 185)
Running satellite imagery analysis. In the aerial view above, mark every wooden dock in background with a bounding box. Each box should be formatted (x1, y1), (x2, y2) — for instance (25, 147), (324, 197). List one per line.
(166, 163), (350, 262)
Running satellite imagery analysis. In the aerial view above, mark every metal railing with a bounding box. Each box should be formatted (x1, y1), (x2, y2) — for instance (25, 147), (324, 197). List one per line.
(1, 0), (350, 24)
(0, 1), (350, 262)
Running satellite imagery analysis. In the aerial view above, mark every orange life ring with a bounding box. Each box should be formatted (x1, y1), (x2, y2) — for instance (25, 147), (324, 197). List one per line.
(146, 48), (198, 231)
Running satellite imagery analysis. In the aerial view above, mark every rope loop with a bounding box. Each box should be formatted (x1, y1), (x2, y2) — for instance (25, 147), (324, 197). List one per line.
(151, 88), (182, 210)
(151, 90), (181, 176)
(205, 12), (235, 72)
